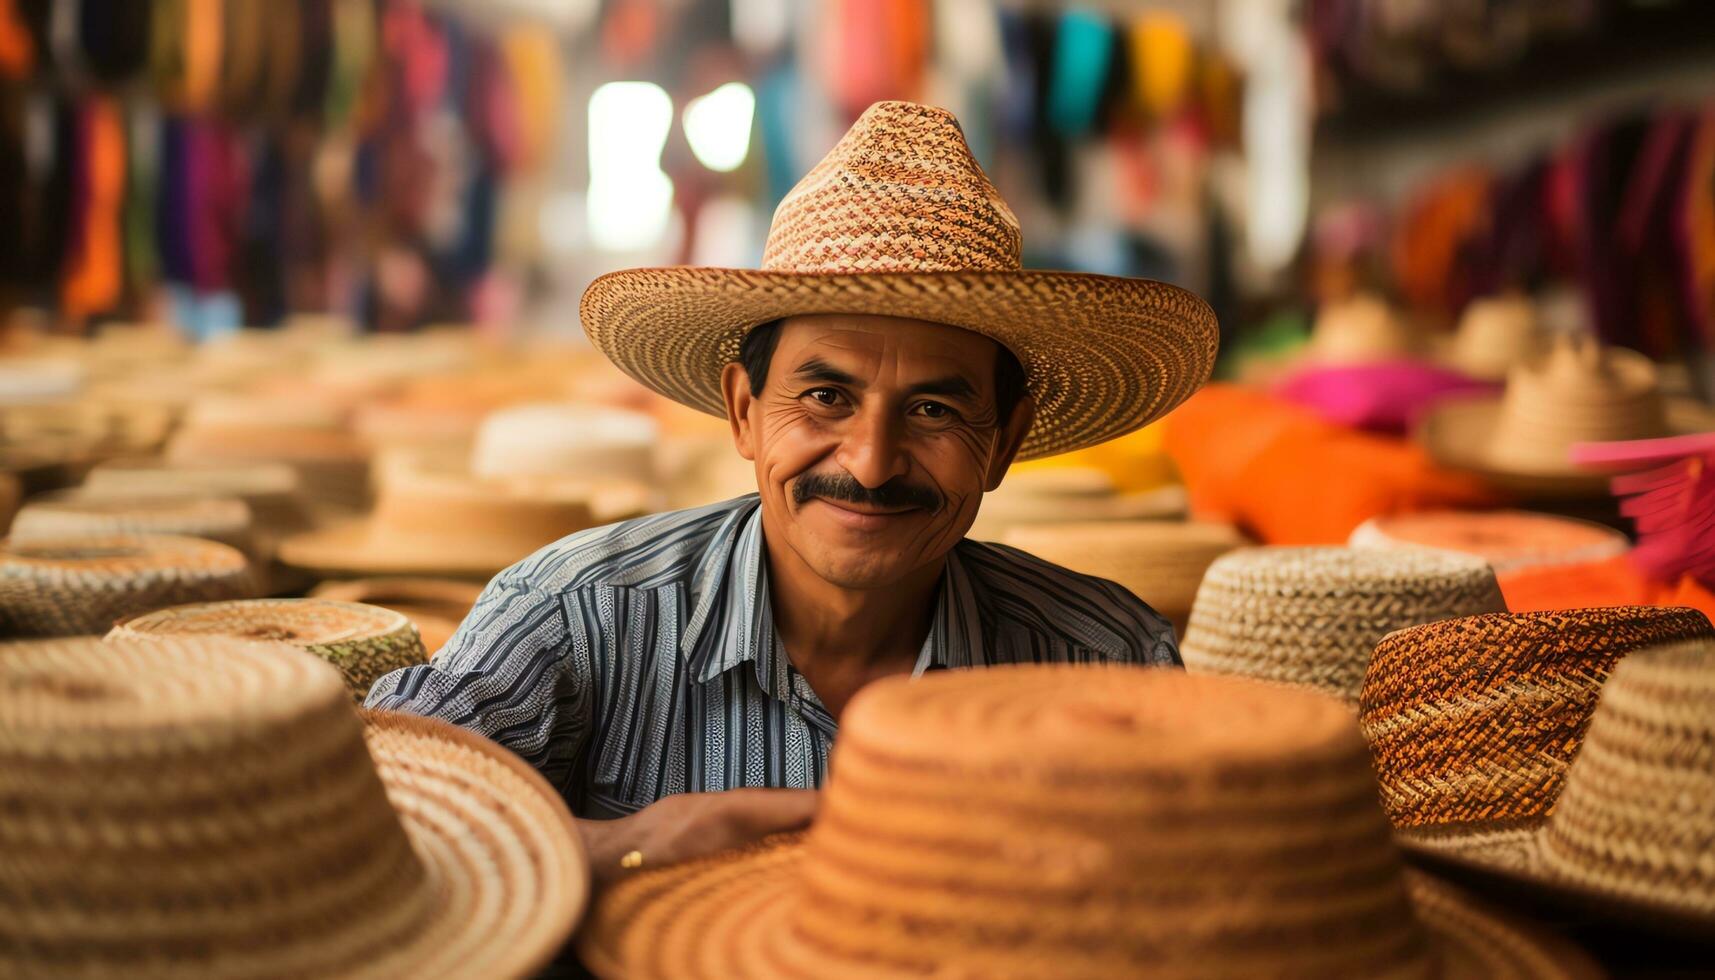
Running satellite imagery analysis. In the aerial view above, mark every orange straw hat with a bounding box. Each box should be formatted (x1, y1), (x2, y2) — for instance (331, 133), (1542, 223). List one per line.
(580, 666), (1596, 978)
(0, 635), (588, 978)
(0, 534), (256, 637)
(580, 101), (1218, 460)
(1365, 626), (1715, 933)
(1348, 510), (1630, 575)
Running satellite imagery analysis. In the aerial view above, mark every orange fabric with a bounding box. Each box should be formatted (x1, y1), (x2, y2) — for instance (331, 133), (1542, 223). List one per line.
(181, 0), (223, 112)
(1499, 555), (1715, 621)
(0, 0), (32, 79)
(62, 99), (126, 319)
(1163, 384), (1502, 544)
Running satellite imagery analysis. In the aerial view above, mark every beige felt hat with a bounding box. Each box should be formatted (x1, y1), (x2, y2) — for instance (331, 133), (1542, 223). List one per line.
(580, 101), (1218, 461)
(109, 597), (430, 702)
(579, 665), (1597, 979)
(1000, 520), (1247, 632)
(1421, 335), (1715, 498)
(0, 635), (588, 978)
(11, 493), (256, 557)
(1366, 622), (1715, 935)
(0, 534), (256, 637)
(311, 577), (484, 655)
(1180, 546), (1507, 705)
(1348, 510), (1631, 575)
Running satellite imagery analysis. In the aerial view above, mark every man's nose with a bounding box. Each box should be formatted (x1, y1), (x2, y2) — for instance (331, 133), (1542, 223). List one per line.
(834, 406), (910, 488)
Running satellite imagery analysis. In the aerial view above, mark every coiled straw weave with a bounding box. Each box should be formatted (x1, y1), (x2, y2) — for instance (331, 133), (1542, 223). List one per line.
(0, 534), (255, 637)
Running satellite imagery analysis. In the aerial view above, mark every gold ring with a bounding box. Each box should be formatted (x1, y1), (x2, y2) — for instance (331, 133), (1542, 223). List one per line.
(619, 849), (644, 870)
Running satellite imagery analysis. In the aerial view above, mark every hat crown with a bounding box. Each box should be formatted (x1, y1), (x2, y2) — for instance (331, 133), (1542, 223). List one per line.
(0, 637), (434, 975)
(760, 101), (1023, 275)
(786, 666), (1439, 975)
(1488, 338), (1669, 463)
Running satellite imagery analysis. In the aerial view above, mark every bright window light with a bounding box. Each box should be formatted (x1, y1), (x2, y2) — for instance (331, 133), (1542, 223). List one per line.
(588, 82), (676, 251)
(682, 82), (756, 173)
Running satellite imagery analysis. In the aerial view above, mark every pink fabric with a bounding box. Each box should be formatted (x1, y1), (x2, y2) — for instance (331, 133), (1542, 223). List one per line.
(1274, 360), (1497, 435)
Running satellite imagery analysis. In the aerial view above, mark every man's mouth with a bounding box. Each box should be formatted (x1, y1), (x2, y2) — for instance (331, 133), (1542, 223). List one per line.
(809, 497), (920, 528)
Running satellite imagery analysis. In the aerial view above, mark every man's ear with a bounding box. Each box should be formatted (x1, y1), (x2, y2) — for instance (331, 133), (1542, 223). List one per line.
(720, 362), (758, 461)
(983, 396), (1035, 492)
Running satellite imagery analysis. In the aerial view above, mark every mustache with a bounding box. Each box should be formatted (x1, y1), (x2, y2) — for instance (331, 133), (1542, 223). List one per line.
(792, 472), (943, 512)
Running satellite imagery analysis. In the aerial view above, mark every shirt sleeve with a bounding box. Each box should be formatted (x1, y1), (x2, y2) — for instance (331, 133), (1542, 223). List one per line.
(364, 577), (594, 793)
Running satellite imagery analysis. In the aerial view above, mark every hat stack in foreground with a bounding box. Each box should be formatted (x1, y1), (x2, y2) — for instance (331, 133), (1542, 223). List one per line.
(0, 636), (588, 978)
(0, 534), (255, 636)
(1349, 510), (1631, 575)
(10, 493), (255, 557)
(1360, 607), (1715, 837)
(580, 666), (1594, 979)
(108, 598), (429, 701)
(310, 578), (484, 654)
(1180, 547), (1507, 704)
(1376, 637), (1715, 933)
(1000, 521), (1246, 632)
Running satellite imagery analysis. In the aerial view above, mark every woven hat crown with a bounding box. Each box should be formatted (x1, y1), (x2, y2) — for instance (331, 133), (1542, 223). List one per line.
(761, 101), (1022, 275)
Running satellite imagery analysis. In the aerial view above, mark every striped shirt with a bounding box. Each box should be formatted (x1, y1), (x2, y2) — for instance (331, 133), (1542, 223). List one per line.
(365, 495), (1179, 818)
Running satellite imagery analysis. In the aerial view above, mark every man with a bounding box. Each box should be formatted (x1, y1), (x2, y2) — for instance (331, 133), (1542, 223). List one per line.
(366, 101), (1218, 880)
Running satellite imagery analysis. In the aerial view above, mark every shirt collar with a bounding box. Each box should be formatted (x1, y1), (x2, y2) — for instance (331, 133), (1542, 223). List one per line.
(681, 498), (987, 689)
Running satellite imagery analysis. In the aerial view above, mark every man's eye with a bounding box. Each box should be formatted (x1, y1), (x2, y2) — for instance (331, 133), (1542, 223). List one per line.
(912, 402), (954, 420)
(805, 388), (841, 406)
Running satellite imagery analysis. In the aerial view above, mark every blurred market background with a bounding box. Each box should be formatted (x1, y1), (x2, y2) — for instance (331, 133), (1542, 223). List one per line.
(3, 0), (1714, 642)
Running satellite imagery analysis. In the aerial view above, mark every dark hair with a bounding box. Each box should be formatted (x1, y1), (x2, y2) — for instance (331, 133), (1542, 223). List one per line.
(737, 319), (1028, 424)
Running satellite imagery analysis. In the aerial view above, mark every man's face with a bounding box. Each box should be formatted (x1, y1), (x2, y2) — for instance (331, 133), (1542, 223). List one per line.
(721, 314), (1034, 590)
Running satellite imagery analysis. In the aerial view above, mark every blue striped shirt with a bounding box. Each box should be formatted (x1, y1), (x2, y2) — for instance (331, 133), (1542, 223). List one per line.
(365, 495), (1179, 817)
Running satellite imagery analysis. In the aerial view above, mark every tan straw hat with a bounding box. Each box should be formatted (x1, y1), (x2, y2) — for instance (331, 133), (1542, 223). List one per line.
(1305, 292), (1423, 365)
(1421, 335), (1715, 497)
(79, 456), (314, 536)
(469, 403), (658, 482)
(1000, 520), (1247, 632)
(0, 635), (588, 977)
(1371, 632), (1715, 934)
(311, 577), (484, 655)
(579, 665), (1597, 978)
(10, 493), (256, 557)
(1180, 547), (1507, 705)
(0, 534), (255, 637)
(1348, 510), (1630, 575)
(968, 466), (1187, 539)
(109, 598), (430, 702)
(1444, 294), (1547, 381)
(580, 101), (1218, 460)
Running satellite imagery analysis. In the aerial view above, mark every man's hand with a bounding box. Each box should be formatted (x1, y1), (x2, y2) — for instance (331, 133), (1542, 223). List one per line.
(579, 789), (819, 885)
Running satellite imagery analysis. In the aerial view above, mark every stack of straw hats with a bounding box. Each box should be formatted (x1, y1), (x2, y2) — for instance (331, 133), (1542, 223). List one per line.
(1000, 520), (1247, 632)
(1422, 335), (1715, 497)
(167, 394), (372, 513)
(1366, 627), (1715, 932)
(1180, 547), (1507, 704)
(0, 635), (588, 977)
(969, 466), (1185, 539)
(109, 598), (429, 702)
(78, 457), (313, 537)
(580, 665), (1596, 978)
(1349, 510), (1631, 575)
(0, 535), (255, 637)
(310, 578), (484, 654)
(11, 493), (255, 557)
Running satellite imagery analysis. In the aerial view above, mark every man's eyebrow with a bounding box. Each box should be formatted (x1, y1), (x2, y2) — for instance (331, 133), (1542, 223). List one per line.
(904, 375), (979, 400)
(789, 357), (860, 386)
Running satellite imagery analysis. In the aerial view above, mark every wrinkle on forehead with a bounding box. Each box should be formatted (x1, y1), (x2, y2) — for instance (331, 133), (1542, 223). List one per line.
(777, 316), (997, 387)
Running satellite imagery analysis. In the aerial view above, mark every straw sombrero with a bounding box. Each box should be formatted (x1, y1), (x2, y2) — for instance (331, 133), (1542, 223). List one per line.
(1421, 336), (1715, 497)
(999, 520), (1247, 632)
(968, 466), (1188, 539)
(1180, 546), (1507, 705)
(109, 597), (430, 702)
(10, 493), (256, 557)
(1349, 510), (1631, 575)
(0, 534), (255, 637)
(1442, 294), (1547, 381)
(1302, 293), (1425, 365)
(578, 666), (1597, 978)
(1370, 634), (1715, 934)
(580, 101), (1218, 461)
(310, 577), (484, 654)
(0, 635), (587, 977)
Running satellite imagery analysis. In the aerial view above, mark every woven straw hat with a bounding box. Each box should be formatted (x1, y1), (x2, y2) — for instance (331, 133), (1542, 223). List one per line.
(580, 101), (1218, 461)
(469, 403), (658, 482)
(1180, 547), (1507, 705)
(11, 493), (256, 557)
(1444, 294), (1546, 381)
(1349, 510), (1631, 575)
(167, 425), (372, 514)
(1376, 636), (1715, 934)
(1304, 293), (1424, 365)
(79, 457), (314, 536)
(109, 598), (430, 702)
(1000, 520), (1247, 632)
(1421, 336), (1715, 498)
(311, 578), (484, 654)
(968, 466), (1187, 538)
(0, 635), (587, 977)
(0, 534), (255, 637)
(579, 665), (1596, 978)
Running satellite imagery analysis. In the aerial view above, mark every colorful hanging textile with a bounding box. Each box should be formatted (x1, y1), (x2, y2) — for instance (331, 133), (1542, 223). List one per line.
(1045, 10), (1114, 139)
(61, 97), (126, 318)
(0, 0), (33, 80)
(499, 26), (561, 174)
(1128, 10), (1192, 120)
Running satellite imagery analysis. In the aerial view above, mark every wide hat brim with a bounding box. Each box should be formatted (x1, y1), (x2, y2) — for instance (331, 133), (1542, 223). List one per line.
(577, 836), (1598, 979)
(1420, 396), (1715, 498)
(580, 268), (1219, 461)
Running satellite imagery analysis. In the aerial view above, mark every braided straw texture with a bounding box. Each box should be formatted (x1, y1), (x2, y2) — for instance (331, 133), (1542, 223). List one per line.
(1180, 547), (1507, 705)
(583, 665), (1595, 979)
(11, 494), (255, 555)
(0, 637), (586, 978)
(1348, 511), (1630, 575)
(0, 534), (255, 637)
(581, 101), (1218, 460)
(109, 598), (428, 702)
(1000, 521), (1246, 623)
(1362, 607), (1715, 832)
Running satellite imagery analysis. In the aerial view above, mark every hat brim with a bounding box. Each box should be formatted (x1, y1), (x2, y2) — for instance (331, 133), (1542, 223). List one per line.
(1420, 396), (1715, 498)
(358, 710), (589, 978)
(578, 838), (1598, 979)
(277, 519), (542, 579)
(580, 268), (1219, 461)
